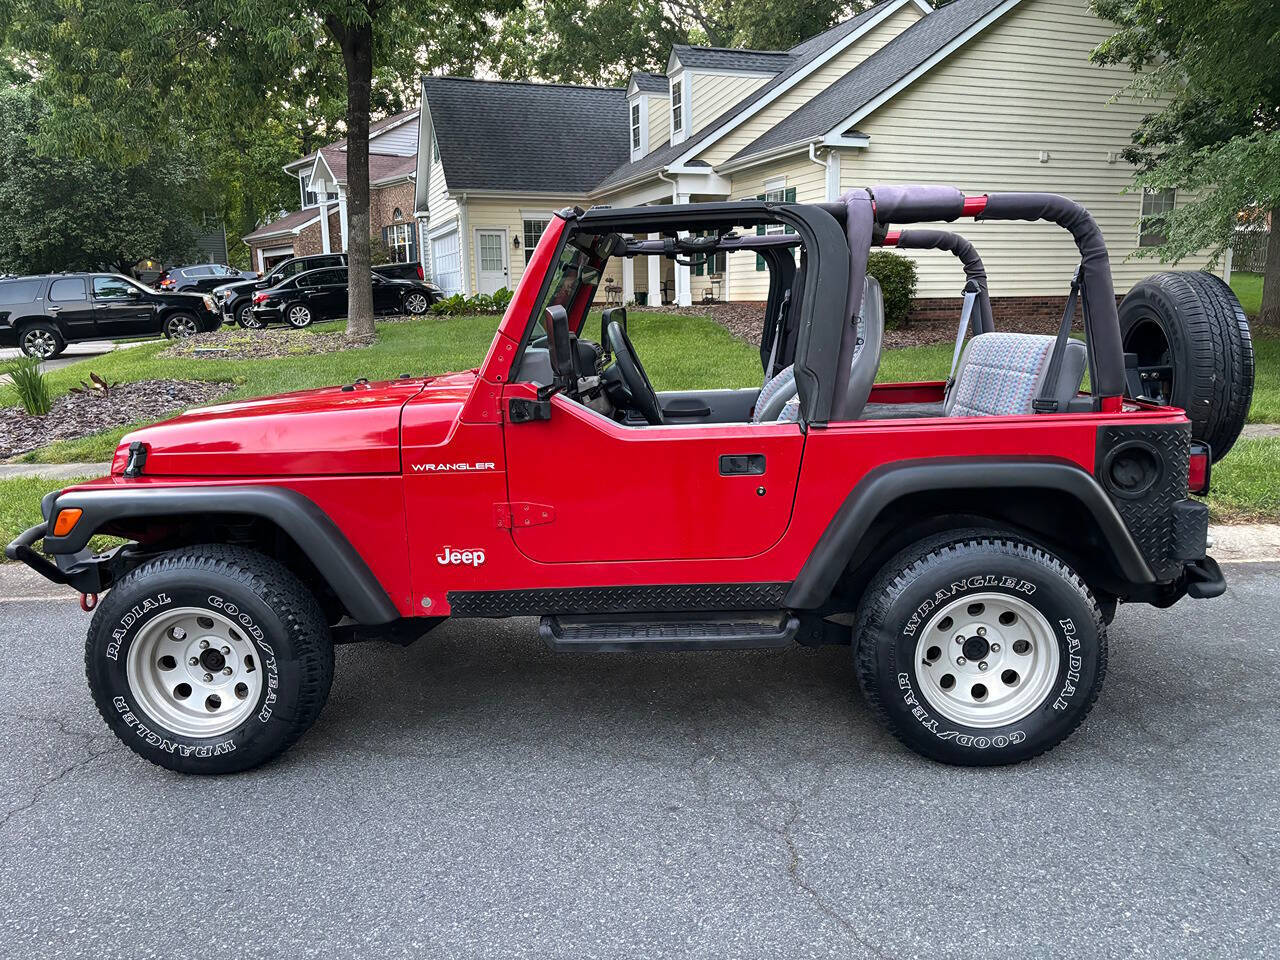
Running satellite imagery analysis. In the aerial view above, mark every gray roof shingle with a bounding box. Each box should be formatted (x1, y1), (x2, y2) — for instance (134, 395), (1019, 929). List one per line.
(243, 207), (322, 242)
(630, 71), (669, 94)
(423, 76), (628, 193)
(729, 0), (1012, 162)
(592, 0), (899, 191)
(670, 45), (791, 74)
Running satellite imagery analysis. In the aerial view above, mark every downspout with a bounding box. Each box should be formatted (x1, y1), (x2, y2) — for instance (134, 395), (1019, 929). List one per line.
(810, 140), (840, 203)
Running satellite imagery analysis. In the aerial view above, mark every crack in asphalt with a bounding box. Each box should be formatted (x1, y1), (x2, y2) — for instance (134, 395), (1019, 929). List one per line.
(0, 714), (115, 834)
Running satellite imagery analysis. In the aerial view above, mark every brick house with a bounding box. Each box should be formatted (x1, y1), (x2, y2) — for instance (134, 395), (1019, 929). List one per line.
(242, 110), (422, 272)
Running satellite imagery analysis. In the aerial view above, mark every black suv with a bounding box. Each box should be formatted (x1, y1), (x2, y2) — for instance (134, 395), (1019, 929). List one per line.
(0, 273), (222, 359)
(214, 253), (439, 328)
(156, 263), (256, 293)
(249, 267), (437, 327)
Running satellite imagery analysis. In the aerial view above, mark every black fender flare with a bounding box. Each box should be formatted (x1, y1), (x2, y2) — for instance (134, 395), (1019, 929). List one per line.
(43, 485), (399, 624)
(785, 458), (1156, 609)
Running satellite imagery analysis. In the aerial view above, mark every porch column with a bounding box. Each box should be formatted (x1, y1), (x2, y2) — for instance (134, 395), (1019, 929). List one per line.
(646, 234), (661, 305)
(621, 234), (635, 305)
(319, 202), (331, 253)
(338, 189), (349, 250)
(674, 192), (692, 307)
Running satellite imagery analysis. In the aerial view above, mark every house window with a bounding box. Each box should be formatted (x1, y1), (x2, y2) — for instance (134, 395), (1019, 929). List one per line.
(671, 80), (683, 134)
(1140, 188), (1175, 247)
(631, 102), (641, 150)
(523, 217), (550, 264)
(382, 222), (417, 263)
(756, 180), (797, 271)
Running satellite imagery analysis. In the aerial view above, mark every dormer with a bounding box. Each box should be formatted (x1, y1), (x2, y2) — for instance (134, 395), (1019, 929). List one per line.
(667, 45), (789, 141)
(626, 72), (669, 160)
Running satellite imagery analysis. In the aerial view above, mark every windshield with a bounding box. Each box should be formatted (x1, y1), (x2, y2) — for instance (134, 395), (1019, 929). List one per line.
(526, 231), (606, 343)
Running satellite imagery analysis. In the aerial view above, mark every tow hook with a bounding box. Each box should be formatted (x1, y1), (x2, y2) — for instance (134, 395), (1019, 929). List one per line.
(80, 592), (99, 612)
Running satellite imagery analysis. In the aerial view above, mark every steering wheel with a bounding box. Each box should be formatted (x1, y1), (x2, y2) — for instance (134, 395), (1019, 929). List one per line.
(606, 320), (663, 425)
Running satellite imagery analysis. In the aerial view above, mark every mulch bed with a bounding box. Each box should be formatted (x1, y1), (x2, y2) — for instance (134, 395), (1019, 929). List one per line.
(695, 303), (1079, 349)
(1, 380), (235, 461)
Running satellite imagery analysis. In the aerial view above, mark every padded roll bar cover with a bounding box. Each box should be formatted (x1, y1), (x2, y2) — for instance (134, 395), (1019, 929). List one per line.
(896, 229), (995, 334)
(977, 192), (1123, 398)
(831, 189), (874, 421)
(868, 184), (966, 225)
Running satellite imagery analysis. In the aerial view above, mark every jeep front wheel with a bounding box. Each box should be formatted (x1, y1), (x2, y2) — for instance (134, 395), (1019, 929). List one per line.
(85, 544), (334, 774)
(854, 531), (1106, 766)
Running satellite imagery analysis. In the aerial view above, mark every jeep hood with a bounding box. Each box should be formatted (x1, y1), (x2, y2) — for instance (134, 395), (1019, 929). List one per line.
(113, 373), (475, 477)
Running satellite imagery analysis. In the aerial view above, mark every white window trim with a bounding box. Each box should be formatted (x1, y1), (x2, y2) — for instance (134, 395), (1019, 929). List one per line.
(670, 72), (688, 145)
(763, 177), (787, 236)
(629, 98), (649, 160)
(520, 210), (555, 264)
(1138, 187), (1176, 248)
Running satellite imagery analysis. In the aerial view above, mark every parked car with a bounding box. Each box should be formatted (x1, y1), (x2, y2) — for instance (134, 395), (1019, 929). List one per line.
(214, 253), (439, 328)
(0, 272), (221, 358)
(8, 187), (1251, 774)
(249, 266), (436, 328)
(155, 263), (256, 293)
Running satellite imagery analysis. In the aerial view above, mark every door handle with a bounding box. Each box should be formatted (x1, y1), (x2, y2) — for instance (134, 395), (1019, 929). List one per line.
(719, 454), (765, 476)
(47, 305), (61, 313)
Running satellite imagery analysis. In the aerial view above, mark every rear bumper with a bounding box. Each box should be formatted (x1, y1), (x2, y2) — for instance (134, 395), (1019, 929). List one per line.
(251, 306), (283, 323)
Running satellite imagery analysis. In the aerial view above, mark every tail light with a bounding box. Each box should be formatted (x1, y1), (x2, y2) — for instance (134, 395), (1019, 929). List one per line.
(416, 263), (424, 280)
(160, 278), (174, 289)
(252, 292), (269, 305)
(1188, 441), (1211, 495)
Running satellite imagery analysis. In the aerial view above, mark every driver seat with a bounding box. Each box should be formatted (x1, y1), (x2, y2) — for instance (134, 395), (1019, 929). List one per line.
(752, 276), (884, 423)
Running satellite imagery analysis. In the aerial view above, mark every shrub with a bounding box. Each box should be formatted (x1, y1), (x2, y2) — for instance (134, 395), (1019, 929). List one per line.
(4, 355), (52, 415)
(866, 250), (917, 329)
(428, 288), (514, 316)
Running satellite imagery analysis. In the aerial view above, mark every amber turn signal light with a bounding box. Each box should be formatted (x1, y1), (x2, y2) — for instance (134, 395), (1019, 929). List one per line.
(52, 508), (82, 537)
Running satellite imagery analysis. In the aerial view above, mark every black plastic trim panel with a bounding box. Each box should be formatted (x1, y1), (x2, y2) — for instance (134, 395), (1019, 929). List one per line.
(448, 582), (792, 618)
(41, 485), (399, 624)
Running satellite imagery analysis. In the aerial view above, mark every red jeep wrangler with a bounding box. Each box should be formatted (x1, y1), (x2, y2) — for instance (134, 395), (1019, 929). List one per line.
(9, 186), (1252, 774)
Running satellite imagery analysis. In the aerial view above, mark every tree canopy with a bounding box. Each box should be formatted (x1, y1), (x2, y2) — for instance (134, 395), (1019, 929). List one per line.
(1090, 0), (1280, 323)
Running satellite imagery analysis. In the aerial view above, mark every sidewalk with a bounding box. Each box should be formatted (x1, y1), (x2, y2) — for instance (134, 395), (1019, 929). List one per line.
(0, 462), (111, 481)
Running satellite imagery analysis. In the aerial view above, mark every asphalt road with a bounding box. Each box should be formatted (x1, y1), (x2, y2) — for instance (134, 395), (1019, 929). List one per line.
(0, 338), (158, 373)
(1, 564), (1277, 959)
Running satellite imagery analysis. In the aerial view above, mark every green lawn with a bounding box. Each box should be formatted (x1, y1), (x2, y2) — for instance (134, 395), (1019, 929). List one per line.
(1231, 271), (1263, 318)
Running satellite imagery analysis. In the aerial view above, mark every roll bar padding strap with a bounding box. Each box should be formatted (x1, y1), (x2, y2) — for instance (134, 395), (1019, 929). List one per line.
(976, 192), (1122, 398)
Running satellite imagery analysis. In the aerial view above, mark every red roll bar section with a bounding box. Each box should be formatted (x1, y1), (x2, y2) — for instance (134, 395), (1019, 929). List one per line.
(962, 195), (988, 217)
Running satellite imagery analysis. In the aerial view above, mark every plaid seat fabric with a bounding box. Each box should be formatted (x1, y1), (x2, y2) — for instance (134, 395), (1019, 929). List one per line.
(752, 365), (797, 423)
(947, 333), (1057, 417)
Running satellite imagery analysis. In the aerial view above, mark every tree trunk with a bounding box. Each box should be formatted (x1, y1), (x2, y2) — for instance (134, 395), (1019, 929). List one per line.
(1261, 206), (1280, 328)
(340, 20), (376, 342)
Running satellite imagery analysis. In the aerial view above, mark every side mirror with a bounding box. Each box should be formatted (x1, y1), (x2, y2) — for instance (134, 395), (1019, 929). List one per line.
(544, 305), (576, 389)
(601, 306), (626, 350)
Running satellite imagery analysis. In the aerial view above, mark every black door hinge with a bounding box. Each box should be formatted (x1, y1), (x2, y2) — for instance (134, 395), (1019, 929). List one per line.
(123, 441), (148, 477)
(508, 397), (551, 423)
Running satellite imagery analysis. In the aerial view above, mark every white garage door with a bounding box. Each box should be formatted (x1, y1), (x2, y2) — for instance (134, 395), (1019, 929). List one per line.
(431, 230), (462, 295)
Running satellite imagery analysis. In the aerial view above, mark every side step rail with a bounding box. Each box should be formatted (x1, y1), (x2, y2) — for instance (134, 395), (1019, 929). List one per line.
(539, 612), (799, 653)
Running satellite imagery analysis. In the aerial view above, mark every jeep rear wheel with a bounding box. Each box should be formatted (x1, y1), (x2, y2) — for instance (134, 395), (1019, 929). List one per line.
(854, 531), (1106, 766)
(85, 544), (334, 774)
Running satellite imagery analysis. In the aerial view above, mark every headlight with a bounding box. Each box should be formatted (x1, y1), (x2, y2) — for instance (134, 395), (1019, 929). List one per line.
(202, 295), (217, 312)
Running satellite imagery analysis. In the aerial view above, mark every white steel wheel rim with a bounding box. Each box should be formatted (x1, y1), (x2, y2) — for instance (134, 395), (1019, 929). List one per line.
(24, 330), (55, 357)
(126, 606), (264, 738)
(169, 316), (198, 338)
(288, 306), (311, 326)
(913, 591), (1060, 729)
(405, 294), (428, 314)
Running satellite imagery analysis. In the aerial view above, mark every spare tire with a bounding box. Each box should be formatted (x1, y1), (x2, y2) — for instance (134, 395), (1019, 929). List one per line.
(1118, 271), (1254, 462)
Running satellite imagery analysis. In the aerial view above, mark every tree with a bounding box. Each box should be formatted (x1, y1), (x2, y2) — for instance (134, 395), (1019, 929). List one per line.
(1090, 0), (1280, 324)
(6, 0), (513, 341)
(0, 87), (204, 273)
(485, 0), (871, 85)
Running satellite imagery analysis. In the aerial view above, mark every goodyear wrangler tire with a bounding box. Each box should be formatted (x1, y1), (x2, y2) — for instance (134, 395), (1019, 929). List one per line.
(1120, 271), (1254, 462)
(85, 544), (334, 774)
(854, 531), (1106, 766)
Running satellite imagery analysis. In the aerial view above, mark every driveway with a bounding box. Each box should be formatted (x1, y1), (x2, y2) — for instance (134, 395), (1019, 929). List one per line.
(0, 337), (157, 373)
(0, 563), (1276, 959)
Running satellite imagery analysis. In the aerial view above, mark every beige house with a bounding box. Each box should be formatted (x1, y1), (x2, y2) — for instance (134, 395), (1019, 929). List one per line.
(415, 0), (1220, 316)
